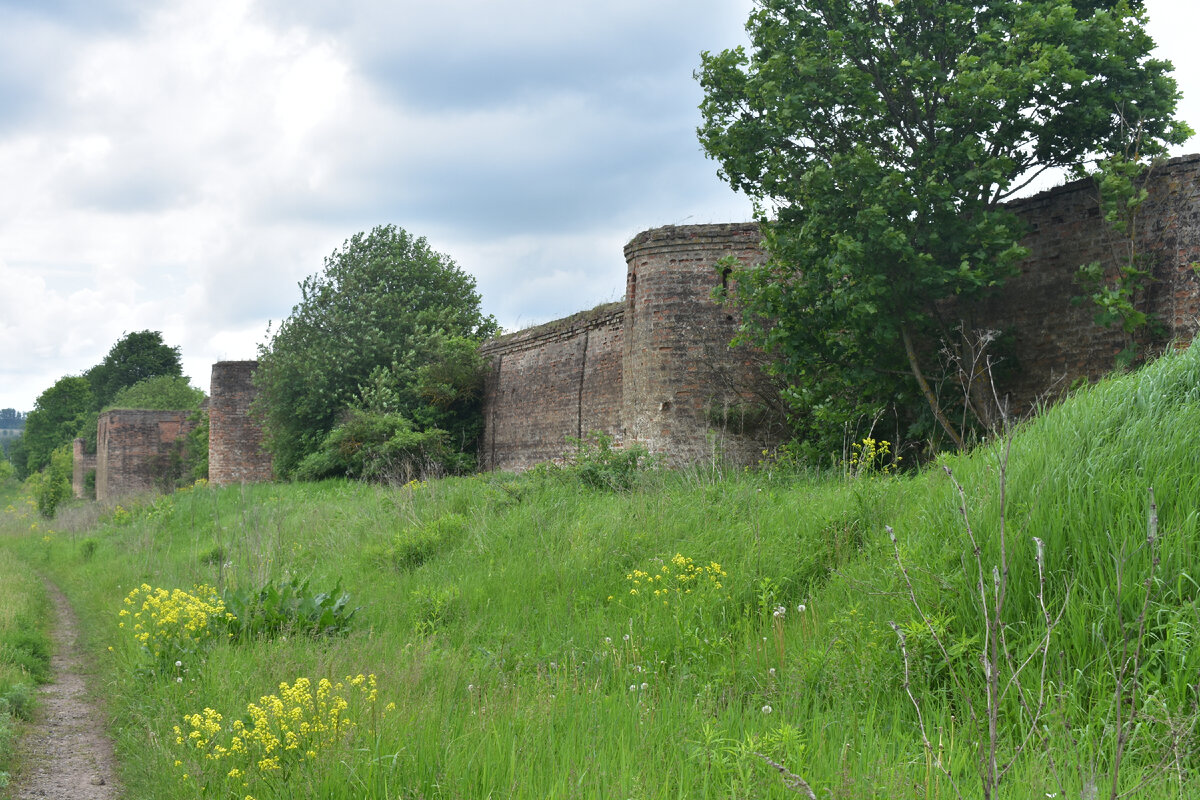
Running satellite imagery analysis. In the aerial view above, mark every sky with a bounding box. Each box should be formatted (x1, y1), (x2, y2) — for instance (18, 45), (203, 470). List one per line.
(1, 0), (1198, 412)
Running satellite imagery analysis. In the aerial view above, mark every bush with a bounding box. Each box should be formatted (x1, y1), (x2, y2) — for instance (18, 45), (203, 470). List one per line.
(295, 409), (457, 483)
(221, 577), (358, 642)
(27, 444), (72, 518)
(561, 431), (652, 491)
(105, 375), (205, 411)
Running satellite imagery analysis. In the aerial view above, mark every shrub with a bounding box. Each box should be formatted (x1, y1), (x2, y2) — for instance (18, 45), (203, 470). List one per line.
(384, 513), (468, 571)
(221, 577), (358, 642)
(560, 431), (652, 492)
(26, 444), (72, 518)
(294, 410), (455, 483)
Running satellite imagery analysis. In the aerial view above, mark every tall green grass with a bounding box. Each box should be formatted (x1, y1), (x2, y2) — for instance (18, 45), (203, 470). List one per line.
(0, 482), (52, 790)
(1, 345), (1198, 798)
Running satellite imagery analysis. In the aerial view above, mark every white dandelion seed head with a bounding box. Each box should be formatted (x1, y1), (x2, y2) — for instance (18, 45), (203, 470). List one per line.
(640, 682), (649, 690)
(797, 604), (806, 613)
(762, 704), (772, 714)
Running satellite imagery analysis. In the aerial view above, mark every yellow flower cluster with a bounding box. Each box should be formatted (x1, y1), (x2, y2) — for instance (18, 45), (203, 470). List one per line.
(626, 553), (726, 606)
(120, 583), (231, 660)
(849, 437), (899, 475)
(173, 674), (393, 793)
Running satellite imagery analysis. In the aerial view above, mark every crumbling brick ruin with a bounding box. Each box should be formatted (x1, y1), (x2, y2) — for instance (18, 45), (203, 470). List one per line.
(479, 155), (1200, 471)
(76, 156), (1200, 489)
(208, 360), (273, 486)
(94, 409), (197, 503)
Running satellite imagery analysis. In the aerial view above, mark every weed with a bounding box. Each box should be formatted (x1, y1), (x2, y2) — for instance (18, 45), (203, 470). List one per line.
(221, 577), (358, 642)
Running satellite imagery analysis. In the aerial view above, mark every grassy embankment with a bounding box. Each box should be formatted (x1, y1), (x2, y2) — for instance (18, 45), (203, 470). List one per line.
(1, 345), (1198, 799)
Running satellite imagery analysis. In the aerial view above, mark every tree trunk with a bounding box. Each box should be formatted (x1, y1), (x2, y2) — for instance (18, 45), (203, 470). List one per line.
(900, 325), (966, 450)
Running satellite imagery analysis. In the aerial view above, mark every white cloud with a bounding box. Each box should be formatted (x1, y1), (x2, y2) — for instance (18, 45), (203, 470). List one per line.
(2, 0), (1195, 412)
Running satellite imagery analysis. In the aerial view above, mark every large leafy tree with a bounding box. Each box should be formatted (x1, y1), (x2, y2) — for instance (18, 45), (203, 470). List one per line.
(84, 330), (183, 410)
(698, 0), (1189, 450)
(22, 376), (94, 474)
(255, 224), (499, 477)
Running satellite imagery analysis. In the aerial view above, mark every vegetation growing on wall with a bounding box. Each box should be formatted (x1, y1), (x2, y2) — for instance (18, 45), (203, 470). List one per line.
(105, 375), (206, 412)
(697, 0), (1191, 457)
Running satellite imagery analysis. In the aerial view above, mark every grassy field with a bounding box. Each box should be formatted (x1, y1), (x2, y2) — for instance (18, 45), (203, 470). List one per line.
(1, 346), (1198, 799)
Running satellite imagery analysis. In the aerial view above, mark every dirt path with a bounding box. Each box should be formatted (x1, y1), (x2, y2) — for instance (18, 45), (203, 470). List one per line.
(10, 581), (121, 800)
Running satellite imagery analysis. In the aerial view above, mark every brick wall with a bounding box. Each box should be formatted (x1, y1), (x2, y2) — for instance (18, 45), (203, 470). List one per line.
(480, 304), (624, 471)
(96, 410), (196, 503)
(71, 438), (95, 499)
(477, 157), (1200, 472)
(965, 154), (1200, 411)
(623, 223), (782, 465)
(209, 360), (273, 485)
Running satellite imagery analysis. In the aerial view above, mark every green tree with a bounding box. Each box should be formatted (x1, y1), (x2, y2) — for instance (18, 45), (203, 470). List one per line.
(255, 224), (498, 477)
(106, 375), (206, 411)
(84, 330), (183, 409)
(6, 434), (28, 481)
(698, 0), (1189, 452)
(22, 377), (94, 474)
(27, 443), (72, 518)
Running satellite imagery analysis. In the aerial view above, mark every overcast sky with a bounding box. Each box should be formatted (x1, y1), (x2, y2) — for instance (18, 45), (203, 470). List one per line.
(2, 0), (1198, 412)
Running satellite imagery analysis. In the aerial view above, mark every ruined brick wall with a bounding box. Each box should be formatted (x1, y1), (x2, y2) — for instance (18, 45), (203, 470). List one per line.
(964, 154), (1200, 411)
(71, 438), (95, 499)
(623, 223), (782, 465)
(209, 360), (273, 485)
(96, 410), (196, 503)
(479, 304), (624, 471)
(477, 157), (1200, 472)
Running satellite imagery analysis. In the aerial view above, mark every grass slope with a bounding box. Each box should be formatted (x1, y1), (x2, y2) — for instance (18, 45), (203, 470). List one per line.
(1, 345), (1198, 799)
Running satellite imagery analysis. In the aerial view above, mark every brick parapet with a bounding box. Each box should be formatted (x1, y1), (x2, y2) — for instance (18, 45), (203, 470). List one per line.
(96, 409), (196, 503)
(480, 308), (624, 472)
(480, 303), (624, 358)
(209, 361), (273, 485)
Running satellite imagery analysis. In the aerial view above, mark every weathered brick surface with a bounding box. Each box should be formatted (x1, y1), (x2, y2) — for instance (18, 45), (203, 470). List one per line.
(209, 361), (273, 485)
(480, 304), (624, 471)
(623, 223), (780, 465)
(96, 410), (196, 503)
(478, 157), (1200, 471)
(71, 438), (95, 499)
(967, 154), (1200, 411)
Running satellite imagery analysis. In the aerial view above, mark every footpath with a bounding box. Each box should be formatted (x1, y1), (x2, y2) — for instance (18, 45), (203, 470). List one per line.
(10, 581), (120, 800)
